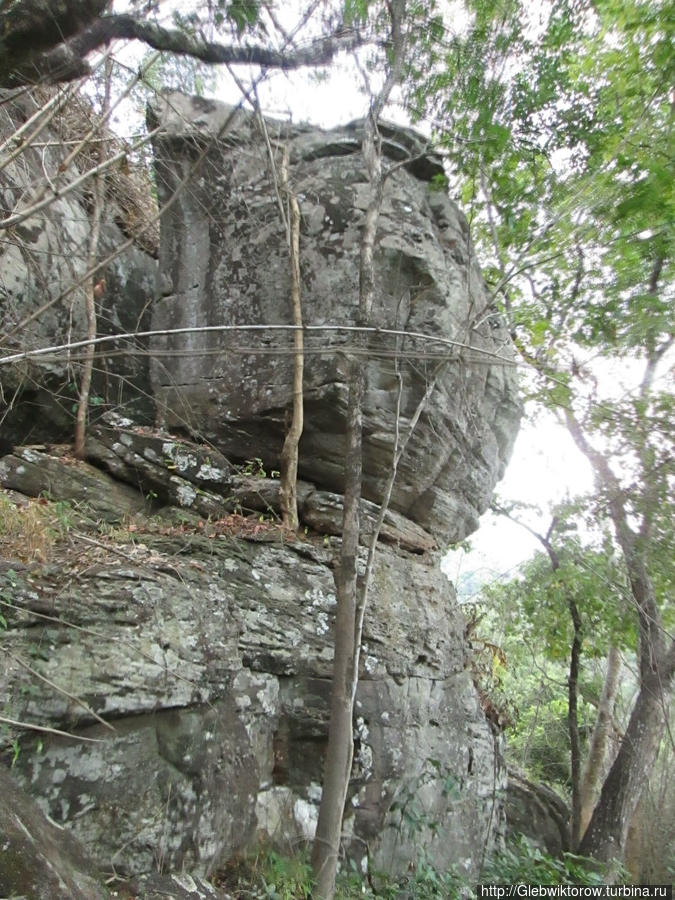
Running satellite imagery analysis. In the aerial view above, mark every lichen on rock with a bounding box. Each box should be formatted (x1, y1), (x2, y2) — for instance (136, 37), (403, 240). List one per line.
(148, 92), (521, 546)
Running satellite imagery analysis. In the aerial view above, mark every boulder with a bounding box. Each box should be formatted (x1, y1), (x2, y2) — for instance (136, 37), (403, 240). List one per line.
(148, 92), (521, 545)
(0, 445), (148, 521)
(0, 765), (106, 900)
(505, 769), (570, 857)
(0, 89), (521, 886)
(0, 763), (229, 898)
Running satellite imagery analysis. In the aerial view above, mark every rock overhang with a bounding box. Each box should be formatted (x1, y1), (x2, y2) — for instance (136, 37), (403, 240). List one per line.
(148, 91), (522, 545)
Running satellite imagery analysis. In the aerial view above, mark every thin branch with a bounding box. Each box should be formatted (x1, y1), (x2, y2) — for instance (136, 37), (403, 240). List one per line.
(0, 125), (161, 231)
(353, 358), (448, 688)
(2, 10), (362, 86)
(0, 323), (518, 367)
(8, 651), (115, 732)
(0, 714), (104, 742)
(74, 54), (110, 458)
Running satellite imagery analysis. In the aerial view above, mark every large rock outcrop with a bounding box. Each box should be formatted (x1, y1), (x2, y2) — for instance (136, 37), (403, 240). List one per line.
(148, 93), (520, 545)
(0, 766), (106, 900)
(0, 445), (504, 883)
(505, 770), (571, 857)
(0, 89), (521, 888)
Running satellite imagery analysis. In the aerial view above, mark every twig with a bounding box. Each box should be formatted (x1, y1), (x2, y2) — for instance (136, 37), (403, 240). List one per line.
(0, 714), (104, 742)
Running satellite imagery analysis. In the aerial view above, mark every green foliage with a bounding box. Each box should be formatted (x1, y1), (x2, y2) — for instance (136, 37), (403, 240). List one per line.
(389, 757), (461, 841)
(483, 835), (622, 885)
(216, 840), (620, 898)
(344, 0), (371, 25)
(226, 0), (261, 34)
(367, 855), (465, 899)
(470, 504), (643, 788)
(481, 539), (636, 662)
(217, 845), (466, 899)
(239, 457), (278, 478)
(138, 50), (217, 98)
(429, 172), (449, 192)
(407, 0), (674, 384)
(217, 849), (314, 899)
(257, 849), (313, 899)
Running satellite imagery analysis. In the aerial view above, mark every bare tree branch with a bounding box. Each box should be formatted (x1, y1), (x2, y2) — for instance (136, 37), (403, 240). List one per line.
(0, 3), (362, 87)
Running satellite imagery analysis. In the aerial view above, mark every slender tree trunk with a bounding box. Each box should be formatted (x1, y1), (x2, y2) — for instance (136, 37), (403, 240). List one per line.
(74, 56), (110, 457)
(492, 509), (589, 849)
(278, 149), (303, 531)
(564, 407), (675, 863)
(579, 645), (621, 836)
(311, 6), (406, 897)
(568, 595), (583, 849)
(311, 353), (363, 899)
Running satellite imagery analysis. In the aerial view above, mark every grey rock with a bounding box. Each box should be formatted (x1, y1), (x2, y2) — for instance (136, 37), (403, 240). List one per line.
(0, 446), (147, 521)
(1, 524), (505, 880)
(85, 420), (236, 517)
(0, 89), (520, 886)
(302, 489), (437, 552)
(0, 88), (158, 451)
(0, 434), (434, 553)
(125, 872), (228, 899)
(506, 769), (570, 856)
(148, 92), (521, 545)
(83, 420), (436, 551)
(0, 765), (106, 899)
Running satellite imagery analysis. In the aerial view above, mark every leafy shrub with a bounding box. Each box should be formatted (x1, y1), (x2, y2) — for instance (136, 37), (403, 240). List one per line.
(214, 837), (620, 898)
(482, 835), (617, 886)
(215, 849), (314, 899)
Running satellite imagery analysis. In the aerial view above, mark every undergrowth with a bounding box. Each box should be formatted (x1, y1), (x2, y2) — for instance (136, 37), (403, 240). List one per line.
(214, 838), (615, 899)
(0, 491), (76, 562)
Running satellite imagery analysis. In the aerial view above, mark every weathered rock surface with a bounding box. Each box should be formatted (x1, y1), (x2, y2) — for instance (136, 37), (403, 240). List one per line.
(506, 769), (570, 856)
(0, 759), (230, 900)
(0, 478), (504, 881)
(0, 431), (437, 552)
(125, 872), (226, 899)
(0, 765), (106, 900)
(148, 92), (521, 545)
(0, 90), (520, 888)
(0, 88), (158, 452)
(0, 445), (148, 521)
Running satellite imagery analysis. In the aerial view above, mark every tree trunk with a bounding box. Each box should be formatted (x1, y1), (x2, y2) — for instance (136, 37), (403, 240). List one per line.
(567, 595), (583, 849)
(74, 56), (110, 458)
(579, 644), (621, 836)
(278, 149), (303, 532)
(311, 7), (406, 896)
(311, 353), (363, 900)
(578, 669), (668, 862)
(564, 407), (675, 863)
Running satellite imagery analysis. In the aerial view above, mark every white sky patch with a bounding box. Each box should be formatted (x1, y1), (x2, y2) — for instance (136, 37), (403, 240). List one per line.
(443, 411), (596, 592)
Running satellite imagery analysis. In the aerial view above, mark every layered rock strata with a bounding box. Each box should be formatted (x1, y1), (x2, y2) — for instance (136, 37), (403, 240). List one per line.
(0, 445), (504, 880)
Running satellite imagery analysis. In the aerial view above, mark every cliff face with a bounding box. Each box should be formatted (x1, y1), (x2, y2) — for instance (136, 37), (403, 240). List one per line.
(0, 90), (521, 888)
(1, 441), (503, 882)
(0, 88), (158, 452)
